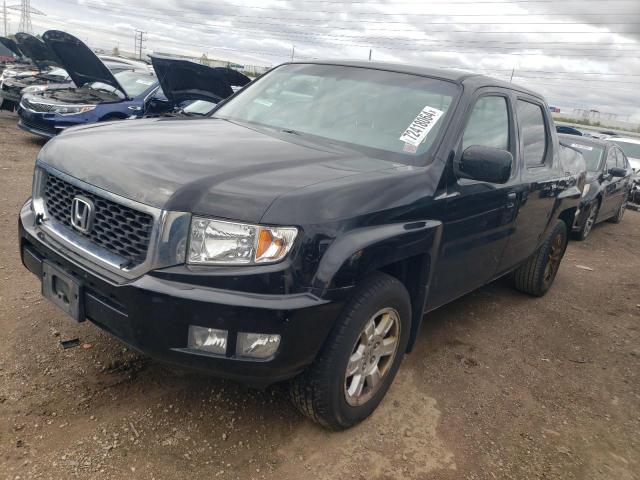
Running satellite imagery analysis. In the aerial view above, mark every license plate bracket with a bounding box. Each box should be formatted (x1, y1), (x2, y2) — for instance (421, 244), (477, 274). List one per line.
(42, 261), (84, 323)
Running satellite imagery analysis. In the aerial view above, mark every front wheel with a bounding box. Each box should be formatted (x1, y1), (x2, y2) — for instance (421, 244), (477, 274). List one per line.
(289, 272), (411, 430)
(513, 220), (568, 297)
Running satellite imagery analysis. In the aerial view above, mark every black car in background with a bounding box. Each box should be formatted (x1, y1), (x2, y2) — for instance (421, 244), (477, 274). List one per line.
(149, 56), (251, 117)
(0, 36), (35, 76)
(0, 33), (62, 110)
(558, 134), (633, 240)
(556, 125), (583, 136)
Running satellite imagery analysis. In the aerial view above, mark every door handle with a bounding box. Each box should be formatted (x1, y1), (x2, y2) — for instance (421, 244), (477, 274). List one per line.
(506, 192), (517, 209)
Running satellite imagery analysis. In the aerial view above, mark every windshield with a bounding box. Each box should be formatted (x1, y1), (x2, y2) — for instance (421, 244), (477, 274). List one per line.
(566, 142), (604, 171)
(88, 70), (156, 97)
(214, 63), (459, 162)
(183, 100), (216, 115)
(610, 140), (640, 159)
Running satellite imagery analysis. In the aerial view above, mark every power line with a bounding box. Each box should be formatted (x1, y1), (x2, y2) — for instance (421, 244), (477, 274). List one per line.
(134, 29), (146, 60)
(41, 16), (640, 84)
(53, 3), (640, 58)
(58, 0), (640, 25)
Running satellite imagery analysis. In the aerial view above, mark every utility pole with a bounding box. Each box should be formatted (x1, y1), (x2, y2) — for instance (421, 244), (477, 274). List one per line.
(3, 1), (7, 36)
(509, 68), (515, 83)
(290, 45), (295, 61)
(368, 49), (372, 61)
(134, 30), (146, 60)
(18, 0), (31, 33)
(6, 0), (44, 34)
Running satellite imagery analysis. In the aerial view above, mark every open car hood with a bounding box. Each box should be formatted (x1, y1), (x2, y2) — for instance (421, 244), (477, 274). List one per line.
(15, 32), (60, 71)
(150, 56), (251, 104)
(0, 36), (23, 59)
(42, 30), (126, 95)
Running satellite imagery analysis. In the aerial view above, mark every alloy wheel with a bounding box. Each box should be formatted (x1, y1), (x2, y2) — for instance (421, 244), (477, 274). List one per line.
(344, 307), (400, 407)
(543, 233), (564, 287)
(583, 204), (598, 238)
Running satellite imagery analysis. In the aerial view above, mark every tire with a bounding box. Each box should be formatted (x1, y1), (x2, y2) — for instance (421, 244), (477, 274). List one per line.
(608, 199), (627, 224)
(513, 220), (568, 297)
(289, 271), (411, 430)
(573, 201), (599, 241)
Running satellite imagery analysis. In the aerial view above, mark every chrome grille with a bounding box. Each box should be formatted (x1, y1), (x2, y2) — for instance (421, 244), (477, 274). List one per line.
(43, 173), (154, 267)
(21, 97), (56, 112)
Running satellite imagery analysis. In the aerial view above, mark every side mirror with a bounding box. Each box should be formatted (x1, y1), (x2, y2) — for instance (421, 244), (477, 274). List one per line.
(457, 145), (513, 184)
(609, 167), (626, 178)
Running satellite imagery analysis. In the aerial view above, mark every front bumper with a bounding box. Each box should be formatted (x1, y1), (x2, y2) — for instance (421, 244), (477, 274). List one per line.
(19, 201), (342, 386)
(17, 106), (88, 138)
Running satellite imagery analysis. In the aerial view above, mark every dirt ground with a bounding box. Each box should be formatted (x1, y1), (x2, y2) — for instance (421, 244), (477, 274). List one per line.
(0, 110), (639, 480)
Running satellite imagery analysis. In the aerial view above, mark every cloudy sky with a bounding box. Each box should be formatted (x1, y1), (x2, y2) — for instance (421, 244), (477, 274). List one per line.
(6, 0), (640, 122)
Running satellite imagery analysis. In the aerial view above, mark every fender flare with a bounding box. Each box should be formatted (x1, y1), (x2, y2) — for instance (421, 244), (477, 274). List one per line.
(310, 220), (443, 352)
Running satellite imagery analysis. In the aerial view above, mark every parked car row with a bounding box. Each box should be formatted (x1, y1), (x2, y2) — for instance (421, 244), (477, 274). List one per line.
(1, 30), (251, 137)
(5, 45), (636, 429)
(558, 134), (633, 239)
(556, 123), (640, 172)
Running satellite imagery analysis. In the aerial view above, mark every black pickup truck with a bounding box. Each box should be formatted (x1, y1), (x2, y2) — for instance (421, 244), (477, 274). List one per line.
(19, 61), (581, 429)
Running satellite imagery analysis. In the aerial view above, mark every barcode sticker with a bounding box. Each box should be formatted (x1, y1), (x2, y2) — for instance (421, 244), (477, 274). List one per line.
(399, 106), (444, 147)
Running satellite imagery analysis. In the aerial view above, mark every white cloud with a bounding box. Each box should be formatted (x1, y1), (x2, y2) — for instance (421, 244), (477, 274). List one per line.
(9, 0), (639, 121)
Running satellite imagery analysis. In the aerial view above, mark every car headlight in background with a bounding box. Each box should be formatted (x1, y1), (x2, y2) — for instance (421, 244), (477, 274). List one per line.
(581, 183), (591, 198)
(188, 217), (297, 265)
(53, 104), (96, 115)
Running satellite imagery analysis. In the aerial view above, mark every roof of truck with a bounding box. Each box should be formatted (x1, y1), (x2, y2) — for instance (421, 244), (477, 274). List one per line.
(286, 60), (541, 97)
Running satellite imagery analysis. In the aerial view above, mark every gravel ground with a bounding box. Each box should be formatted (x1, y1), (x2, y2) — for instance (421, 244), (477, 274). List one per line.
(0, 111), (639, 480)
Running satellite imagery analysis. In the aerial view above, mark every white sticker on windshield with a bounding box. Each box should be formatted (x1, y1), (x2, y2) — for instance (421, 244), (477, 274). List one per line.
(399, 106), (444, 147)
(570, 143), (593, 151)
(254, 98), (273, 108)
(136, 79), (154, 86)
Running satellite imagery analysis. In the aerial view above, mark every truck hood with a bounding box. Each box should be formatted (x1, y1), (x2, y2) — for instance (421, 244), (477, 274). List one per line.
(42, 30), (126, 95)
(151, 56), (251, 104)
(37, 118), (401, 223)
(0, 36), (23, 59)
(15, 32), (60, 71)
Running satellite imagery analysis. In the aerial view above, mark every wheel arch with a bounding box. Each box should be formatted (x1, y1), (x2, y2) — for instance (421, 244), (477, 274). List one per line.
(310, 220), (443, 354)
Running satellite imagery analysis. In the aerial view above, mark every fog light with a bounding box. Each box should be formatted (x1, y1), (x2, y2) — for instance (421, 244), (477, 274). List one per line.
(187, 326), (227, 355)
(237, 333), (281, 359)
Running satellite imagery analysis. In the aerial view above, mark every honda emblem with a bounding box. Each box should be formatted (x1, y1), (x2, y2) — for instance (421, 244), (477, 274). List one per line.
(70, 196), (94, 233)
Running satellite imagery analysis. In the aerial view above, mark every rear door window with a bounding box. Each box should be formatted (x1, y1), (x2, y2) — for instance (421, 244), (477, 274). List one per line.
(517, 100), (548, 167)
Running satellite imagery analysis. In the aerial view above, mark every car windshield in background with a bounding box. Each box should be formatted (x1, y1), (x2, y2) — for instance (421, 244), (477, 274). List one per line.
(567, 142), (604, 171)
(183, 100), (216, 115)
(88, 70), (156, 98)
(214, 63), (459, 162)
(610, 140), (640, 159)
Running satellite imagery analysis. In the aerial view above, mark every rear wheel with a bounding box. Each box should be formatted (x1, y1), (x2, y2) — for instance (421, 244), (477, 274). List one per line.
(608, 199), (627, 223)
(513, 221), (568, 297)
(289, 272), (411, 430)
(573, 201), (599, 241)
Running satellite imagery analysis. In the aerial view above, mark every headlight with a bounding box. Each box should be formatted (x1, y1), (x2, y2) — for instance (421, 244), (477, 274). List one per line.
(581, 183), (591, 198)
(188, 217), (298, 265)
(53, 104), (96, 115)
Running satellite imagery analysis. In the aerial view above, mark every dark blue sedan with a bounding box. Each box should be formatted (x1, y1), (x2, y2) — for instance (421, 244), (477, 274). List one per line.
(17, 30), (172, 138)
